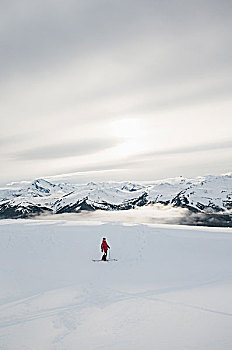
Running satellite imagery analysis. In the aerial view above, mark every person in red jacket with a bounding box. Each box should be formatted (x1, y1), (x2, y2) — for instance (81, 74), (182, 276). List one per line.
(101, 238), (110, 261)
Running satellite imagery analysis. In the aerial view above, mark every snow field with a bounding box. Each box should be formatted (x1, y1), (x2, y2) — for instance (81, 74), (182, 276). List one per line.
(0, 219), (232, 349)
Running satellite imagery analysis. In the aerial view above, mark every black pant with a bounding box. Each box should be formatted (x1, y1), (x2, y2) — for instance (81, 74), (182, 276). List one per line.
(102, 251), (107, 260)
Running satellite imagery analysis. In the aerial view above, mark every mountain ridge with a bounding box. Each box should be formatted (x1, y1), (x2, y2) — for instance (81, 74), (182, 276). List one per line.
(0, 175), (231, 225)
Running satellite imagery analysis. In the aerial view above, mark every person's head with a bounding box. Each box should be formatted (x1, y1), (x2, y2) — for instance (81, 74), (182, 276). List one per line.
(103, 238), (106, 241)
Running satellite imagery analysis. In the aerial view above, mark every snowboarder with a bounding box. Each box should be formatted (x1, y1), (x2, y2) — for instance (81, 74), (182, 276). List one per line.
(101, 238), (110, 261)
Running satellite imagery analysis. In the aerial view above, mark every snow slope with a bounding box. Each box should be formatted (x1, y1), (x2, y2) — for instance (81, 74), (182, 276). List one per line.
(0, 219), (232, 349)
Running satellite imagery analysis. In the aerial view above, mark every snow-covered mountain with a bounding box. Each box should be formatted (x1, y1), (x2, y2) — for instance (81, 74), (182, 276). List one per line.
(0, 175), (231, 223)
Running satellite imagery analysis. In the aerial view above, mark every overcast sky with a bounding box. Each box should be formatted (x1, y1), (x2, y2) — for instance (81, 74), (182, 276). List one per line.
(1, 0), (232, 185)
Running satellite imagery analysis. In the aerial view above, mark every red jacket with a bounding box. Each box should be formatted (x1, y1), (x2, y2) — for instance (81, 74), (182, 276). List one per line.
(101, 240), (110, 252)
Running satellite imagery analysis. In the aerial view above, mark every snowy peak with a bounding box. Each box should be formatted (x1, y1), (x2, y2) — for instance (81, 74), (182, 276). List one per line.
(171, 175), (232, 213)
(0, 174), (231, 222)
(31, 179), (55, 192)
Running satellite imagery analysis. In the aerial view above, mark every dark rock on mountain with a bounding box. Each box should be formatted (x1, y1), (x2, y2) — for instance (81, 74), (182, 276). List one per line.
(0, 201), (52, 219)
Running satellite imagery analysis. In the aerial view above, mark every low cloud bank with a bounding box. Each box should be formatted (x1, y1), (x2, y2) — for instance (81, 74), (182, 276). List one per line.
(35, 204), (232, 227)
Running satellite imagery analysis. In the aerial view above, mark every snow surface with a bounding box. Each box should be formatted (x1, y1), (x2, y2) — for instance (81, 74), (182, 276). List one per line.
(0, 219), (232, 349)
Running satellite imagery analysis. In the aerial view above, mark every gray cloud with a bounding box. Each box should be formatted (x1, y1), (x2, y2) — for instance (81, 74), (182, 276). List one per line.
(0, 133), (27, 147)
(1, 0), (232, 184)
(126, 79), (232, 116)
(141, 140), (232, 158)
(12, 138), (120, 160)
(0, 0), (148, 78)
(44, 158), (141, 181)
(42, 140), (232, 183)
(1, 0), (231, 132)
(1, 0), (231, 81)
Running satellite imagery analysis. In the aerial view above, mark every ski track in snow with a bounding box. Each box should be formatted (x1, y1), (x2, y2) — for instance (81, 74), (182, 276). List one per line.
(0, 220), (232, 349)
(0, 278), (229, 329)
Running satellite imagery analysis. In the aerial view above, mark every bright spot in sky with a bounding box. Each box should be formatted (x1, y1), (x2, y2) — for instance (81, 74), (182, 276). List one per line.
(110, 118), (143, 139)
(108, 118), (150, 158)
